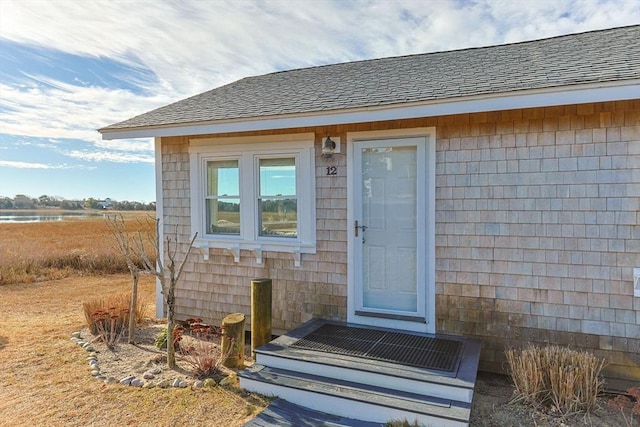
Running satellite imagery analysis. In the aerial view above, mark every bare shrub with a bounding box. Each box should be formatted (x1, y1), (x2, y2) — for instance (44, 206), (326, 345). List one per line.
(174, 318), (235, 378)
(608, 386), (640, 427)
(82, 293), (147, 335)
(91, 307), (128, 348)
(505, 344), (606, 416)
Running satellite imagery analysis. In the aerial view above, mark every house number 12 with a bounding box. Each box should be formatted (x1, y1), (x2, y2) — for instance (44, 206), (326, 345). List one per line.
(325, 166), (338, 176)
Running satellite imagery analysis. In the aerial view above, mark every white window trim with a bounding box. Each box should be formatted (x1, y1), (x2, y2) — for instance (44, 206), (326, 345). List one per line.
(189, 133), (316, 266)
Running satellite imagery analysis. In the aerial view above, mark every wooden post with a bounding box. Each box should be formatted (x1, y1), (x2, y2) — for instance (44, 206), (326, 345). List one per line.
(251, 278), (272, 356)
(221, 312), (245, 368)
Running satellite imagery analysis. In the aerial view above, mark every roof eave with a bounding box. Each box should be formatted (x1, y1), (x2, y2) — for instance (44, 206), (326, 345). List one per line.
(99, 80), (640, 140)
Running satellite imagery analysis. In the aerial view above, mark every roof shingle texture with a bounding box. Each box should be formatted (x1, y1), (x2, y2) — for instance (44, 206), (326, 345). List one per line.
(101, 25), (640, 132)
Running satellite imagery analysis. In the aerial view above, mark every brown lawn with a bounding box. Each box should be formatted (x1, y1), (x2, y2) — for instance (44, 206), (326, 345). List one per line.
(0, 216), (267, 426)
(0, 275), (267, 427)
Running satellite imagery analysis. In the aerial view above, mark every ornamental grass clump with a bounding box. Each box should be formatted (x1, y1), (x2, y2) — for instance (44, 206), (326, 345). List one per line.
(82, 292), (147, 335)
(505, 344), (606, 416)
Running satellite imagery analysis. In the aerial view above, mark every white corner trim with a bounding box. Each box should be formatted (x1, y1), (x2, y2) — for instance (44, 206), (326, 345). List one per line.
(100, 80), (640, 140)
(154, 137), (165, 318)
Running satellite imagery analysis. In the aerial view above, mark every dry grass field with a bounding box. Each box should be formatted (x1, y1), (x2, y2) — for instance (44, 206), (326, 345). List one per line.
(0, 215), (268, 426)
(0, 212), (153, 284)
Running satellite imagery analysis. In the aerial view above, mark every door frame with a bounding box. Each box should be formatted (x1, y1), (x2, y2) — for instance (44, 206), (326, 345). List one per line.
(346, 127), (436, 333)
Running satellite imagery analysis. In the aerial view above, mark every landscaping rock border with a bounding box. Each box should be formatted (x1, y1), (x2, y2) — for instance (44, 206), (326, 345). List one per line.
(70, 330), (236, 390)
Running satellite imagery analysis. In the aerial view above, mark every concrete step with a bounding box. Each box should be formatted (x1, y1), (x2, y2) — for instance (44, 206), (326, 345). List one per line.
(239, 364), (471, 427)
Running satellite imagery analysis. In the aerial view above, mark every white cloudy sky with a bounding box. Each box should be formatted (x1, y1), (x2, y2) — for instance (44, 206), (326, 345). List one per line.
(0, 0), (638, 202)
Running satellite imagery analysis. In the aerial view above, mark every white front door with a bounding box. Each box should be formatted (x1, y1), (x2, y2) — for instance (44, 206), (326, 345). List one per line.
(347, 129), (435, 333)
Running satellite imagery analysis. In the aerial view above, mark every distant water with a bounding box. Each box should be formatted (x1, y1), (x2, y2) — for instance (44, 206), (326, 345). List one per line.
(0, 212), (105, 223)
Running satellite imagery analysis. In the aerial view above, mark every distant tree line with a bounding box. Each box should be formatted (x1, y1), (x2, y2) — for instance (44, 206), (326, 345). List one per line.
(0, 195), (155, 211)
(217, 200), (297, 213)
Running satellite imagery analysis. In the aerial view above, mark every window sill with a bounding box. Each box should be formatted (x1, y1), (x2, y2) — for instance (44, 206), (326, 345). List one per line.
(193, 238), (316, 267)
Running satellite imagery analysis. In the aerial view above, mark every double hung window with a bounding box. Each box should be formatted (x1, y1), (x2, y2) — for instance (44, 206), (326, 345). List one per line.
(189, 134), (316, 261)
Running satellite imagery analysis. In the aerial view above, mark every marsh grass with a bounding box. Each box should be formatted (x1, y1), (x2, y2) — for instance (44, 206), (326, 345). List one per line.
(505, 344), (606, 417)
(0, 213), (154, 285)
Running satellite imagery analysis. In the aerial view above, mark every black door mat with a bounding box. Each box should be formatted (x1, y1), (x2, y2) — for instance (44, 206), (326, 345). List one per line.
(291, 324), (463, 372)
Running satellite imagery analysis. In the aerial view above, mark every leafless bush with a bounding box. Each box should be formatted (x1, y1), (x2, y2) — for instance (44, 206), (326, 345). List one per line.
(174, 318), (235, 378)
(608, 387), (640, 427)
(91, 307), (128, 348)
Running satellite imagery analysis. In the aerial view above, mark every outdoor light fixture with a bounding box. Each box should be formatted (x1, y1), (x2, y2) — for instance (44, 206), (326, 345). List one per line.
(320, 135), (340, 158)
(322, 136), (337, 158)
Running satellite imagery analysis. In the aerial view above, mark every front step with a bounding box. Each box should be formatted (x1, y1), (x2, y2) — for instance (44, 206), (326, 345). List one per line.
(253, 319), (480, 404)
(244, 398), (383, 427)
(254, 343), (477, 404)
(240, 319), (481, 426)
(240, 364), (471, 426)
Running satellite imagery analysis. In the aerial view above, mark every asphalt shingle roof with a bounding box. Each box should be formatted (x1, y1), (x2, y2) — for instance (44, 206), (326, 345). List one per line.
(100, 25), (640, 132)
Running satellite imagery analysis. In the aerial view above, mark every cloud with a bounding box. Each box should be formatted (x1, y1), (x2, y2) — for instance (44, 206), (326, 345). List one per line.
(0, 160), (95, 170)
(0, 80), (167, 141)
(92, 138), (153, 153)
(0, 0), (638, 152)
(63, 150), (154, 164)
(0, 0), (636, 202)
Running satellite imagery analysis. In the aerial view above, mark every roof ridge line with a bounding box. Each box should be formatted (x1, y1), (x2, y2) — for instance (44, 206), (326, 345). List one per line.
(262, 24), (640, 77)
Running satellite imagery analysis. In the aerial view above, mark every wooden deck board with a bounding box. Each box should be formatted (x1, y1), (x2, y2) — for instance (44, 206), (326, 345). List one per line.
(241, 318), (481, 426)
(244, 398), (383, 427)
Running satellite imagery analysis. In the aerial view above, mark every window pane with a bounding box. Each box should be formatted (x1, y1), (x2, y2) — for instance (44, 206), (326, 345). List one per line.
(206, 198), (240, 235)
(259, 158), (297, 238)
(206, 160), (240, 235)
(207, 160), (239, 197)
(259, 198), (297, 238)
(259, 158), (296, 196)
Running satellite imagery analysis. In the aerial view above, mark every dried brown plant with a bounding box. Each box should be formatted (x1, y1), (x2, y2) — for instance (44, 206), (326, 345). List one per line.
(505, 344), (606, 417)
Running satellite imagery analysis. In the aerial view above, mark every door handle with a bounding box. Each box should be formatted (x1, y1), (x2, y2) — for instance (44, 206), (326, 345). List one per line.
(354, 220), (368, 237)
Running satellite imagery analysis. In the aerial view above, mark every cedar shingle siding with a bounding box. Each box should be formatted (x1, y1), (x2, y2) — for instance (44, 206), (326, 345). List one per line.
(160, 100), (639, 388)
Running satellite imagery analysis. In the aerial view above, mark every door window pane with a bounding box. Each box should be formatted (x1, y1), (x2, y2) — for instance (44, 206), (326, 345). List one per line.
(206, 160), (240, 235)
(258, 158), (297, 238)
(361, 146), (417, 312)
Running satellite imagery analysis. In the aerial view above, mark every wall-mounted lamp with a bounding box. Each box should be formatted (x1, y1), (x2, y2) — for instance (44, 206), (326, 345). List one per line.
(322, 136), (340, 158)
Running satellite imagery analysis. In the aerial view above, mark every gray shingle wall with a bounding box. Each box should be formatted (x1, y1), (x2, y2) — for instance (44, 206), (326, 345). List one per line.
(434, 101), (640, 386)
(102, 25), (639, 131)
(159, 99), (639, 387)
(161, 136), (348, 334)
